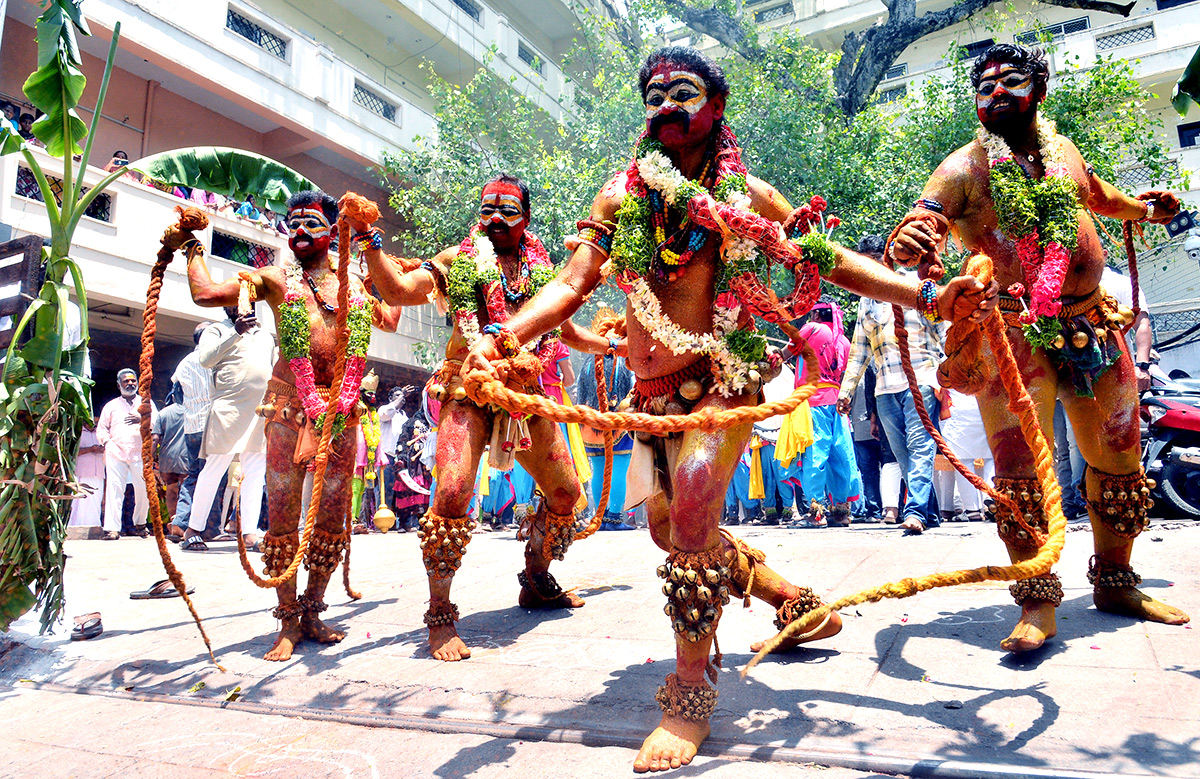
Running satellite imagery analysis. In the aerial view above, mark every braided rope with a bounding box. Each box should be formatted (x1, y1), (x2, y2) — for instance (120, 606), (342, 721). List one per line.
(573, 313), (625, 542)
(138, 215), (223, 670)
(342, 500), (361, 600)
(743, 253), (1066, 674)
(464, 343), (822, 434)
(234, 218), (355, 588)
(1122, 220), (1141, 321)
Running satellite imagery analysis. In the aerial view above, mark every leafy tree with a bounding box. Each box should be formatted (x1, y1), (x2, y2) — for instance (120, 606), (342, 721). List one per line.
(0, 1), (125, 632)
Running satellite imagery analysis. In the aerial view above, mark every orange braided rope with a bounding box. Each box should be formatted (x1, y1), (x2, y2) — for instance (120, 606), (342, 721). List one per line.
(138, 208), (223, 669)
(464, 343), (822, 435)
(234, 218), (356, 589)
(573, 312), (626, 542)
(1122, 220), (1141, 321)
(743, 253), (1066, 674)
(342, 500), (361, 600)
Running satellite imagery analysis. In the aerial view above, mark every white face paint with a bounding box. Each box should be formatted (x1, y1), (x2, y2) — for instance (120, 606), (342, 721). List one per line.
(480, 192), (525, 227)
(644, 70), (709, 121)
(287, 207), (331, 241)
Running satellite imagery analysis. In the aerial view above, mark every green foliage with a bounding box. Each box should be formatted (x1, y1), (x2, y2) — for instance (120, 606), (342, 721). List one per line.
(130, 147), (316, 214)
(379, 11), (1180, 336)
(1174, 44), (1200, 116)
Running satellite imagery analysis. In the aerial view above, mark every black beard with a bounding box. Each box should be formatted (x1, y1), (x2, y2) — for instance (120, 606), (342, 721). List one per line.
(649, 111), (690, 139)
(980, 101), (1038, 141)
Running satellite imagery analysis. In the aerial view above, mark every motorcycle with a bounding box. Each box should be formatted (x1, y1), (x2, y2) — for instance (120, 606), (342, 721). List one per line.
(1141, 378), (1200, 519)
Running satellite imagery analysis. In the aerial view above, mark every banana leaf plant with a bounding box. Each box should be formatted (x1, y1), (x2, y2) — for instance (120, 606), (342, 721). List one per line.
(0, 0), (127, 633)
(1173, 45), (1200, 117)
(129, 147), (316, 214)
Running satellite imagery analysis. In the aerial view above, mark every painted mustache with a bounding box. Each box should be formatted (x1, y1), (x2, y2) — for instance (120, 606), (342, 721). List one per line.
(649, 111), (690, 137)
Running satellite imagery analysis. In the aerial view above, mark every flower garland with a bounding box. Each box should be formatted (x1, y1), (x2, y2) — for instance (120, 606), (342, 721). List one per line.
(445, 225), (559, 360)
(608, 127), (841, 394)
(978, 115), (1079, 349)
(279, 258), (373, 439)
(363, 408), (380, 481)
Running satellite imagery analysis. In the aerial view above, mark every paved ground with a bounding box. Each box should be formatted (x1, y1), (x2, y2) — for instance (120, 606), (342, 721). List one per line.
(2, 517), (1198, 778)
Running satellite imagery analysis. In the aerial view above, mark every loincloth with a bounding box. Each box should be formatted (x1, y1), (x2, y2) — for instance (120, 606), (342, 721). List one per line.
(258, 378), (359, 465)
(429, 358), (546, 472)
(999, 286), (1131, 398)
(626, 359), (720, 508)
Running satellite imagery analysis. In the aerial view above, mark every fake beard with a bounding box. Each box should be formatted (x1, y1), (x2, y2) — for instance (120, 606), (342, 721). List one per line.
(978, 97), (1038, 140)
(648, 110), (691, 140)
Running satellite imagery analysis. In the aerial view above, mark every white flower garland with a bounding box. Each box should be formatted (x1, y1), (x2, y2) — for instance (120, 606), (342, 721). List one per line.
(627, 278), (753, 397)
(977, 114), (1069, 176)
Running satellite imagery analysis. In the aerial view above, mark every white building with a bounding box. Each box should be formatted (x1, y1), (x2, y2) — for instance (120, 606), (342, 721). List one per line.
(0, 0), (591, 398)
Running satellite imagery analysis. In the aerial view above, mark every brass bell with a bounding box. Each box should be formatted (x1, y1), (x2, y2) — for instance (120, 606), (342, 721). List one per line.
(684, 569), (698, 584)
(663, 583), (675, 597)
(664, 400), (685, 417)
(1051, 335), (1066, 350)
(452, 386), (467, 402)
(657, 564), (669, 579)
(686, 607), (701, 623)
(1121, 307), (1136, 326)
(1072, 331), (1090, 349)
(431, 383), (447, 401)
(617, 396), (632, 412)
(1146, 478), (1157, 490)
(679, 379), (704, 402)
(664, 603), (676, 617)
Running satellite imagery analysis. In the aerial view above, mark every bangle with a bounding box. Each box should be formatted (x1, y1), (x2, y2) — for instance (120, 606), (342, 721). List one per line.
(353, 228), (383, 252)
(607, 337), (619, 354)
(482, 323), (521, 358)
(917, 279), (941, 322)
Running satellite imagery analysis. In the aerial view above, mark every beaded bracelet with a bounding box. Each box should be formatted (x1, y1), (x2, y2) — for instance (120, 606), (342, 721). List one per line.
(352, 228), (384, 253)
(482, 323), (522, 358)
(917, 279), (940, 322)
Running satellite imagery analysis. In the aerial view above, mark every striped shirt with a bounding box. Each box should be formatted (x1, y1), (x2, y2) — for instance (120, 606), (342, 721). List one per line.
(839, 284), (946, 401)
(171, 350), (212, 434)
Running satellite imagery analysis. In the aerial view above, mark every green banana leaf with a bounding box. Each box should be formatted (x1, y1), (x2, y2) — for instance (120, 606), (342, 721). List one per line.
(24, 0), (90, 157)
(129, 147), (317, 214)
(1174, 45), (1200, 116)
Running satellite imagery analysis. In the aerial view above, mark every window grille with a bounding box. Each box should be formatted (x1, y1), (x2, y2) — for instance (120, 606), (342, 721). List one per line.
(353, 83), (397, 122)
(1179, 121), (1200, 149)
(1115, 159), (1180, 189)
(960, 39), (995, 60)
(451, 0), (482, 22)
(518, 41), (544, 75)
(15, 166), (111, 222)
(755, 3), (791, 22)
(1015, 18), (1089, 45)
(226, 8), (288, 59)
(746, 0), (773, 6)
(884, 62), (908, 80)
(877, 84), (907, 105)
(1095, 24), (1155, 51)
(1154, 308), (1200, 335)
(211, 231), (276, 268)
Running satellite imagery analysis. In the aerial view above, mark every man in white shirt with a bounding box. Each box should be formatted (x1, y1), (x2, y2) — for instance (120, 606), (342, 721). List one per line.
(95, 369), (157, 539)
(170, 323), (214, 538)
(378, 386), (408, 512)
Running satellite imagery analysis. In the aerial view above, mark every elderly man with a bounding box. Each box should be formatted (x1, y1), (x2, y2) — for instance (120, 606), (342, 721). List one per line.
(96, 369), (157, 540)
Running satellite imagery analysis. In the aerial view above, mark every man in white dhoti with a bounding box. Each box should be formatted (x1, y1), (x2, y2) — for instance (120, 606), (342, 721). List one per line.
(178, 305), (275, 551)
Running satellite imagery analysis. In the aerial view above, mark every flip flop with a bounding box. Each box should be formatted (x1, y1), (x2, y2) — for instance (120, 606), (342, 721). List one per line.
(70, 612), (103, 641)
(179, 535), (208, 552)
(208, 532), (236, 542)
(129, 579), (195, 600)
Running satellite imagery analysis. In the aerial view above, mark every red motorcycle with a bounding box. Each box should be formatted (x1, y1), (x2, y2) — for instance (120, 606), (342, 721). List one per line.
(1142, 384), (1200, 519)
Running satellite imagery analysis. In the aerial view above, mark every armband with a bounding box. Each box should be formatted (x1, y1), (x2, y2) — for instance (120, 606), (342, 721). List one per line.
(917, 279), (941, 323)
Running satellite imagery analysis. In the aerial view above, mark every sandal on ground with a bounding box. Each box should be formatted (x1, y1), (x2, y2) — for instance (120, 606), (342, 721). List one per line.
(179, 535), (208, 552)
(129, 579), (195, 600)
(131, 526), (151, 538)
(70, 612), (103, 641)
(102, 531), (121, 541)
(208, 532), (236, 542)
(964, 510), (985, 522)
(882, 508), (900, 524)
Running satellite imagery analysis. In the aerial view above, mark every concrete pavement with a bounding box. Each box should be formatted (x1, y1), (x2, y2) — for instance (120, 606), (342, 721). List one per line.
(2, 518), (1198, 777)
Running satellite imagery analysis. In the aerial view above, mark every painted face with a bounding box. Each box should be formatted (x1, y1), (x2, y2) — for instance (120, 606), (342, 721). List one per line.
(287, 205), (332, 260)
(976, 63), (1039, 127)
(478, 182), (527, 249)
(644, 64), (721, 148)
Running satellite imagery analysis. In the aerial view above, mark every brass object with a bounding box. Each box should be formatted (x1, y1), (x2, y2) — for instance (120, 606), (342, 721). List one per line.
(373, 507), (397, 533)
(1051, 334), (1066, 350)
(678, 379), (704, 402)
(451, 386), (467, 402)
(1071, 331), (1090, 349)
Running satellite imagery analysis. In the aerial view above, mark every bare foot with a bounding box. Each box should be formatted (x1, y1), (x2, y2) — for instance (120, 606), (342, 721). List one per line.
(429, 623), (473, 661)
(301, 614), (346, 644)
(900, 517), (925, 535)
(1000, 601), (1057, 653)
(264, 619), (302, 661)
(750, 610), (842, 653)
(1094, 587), (1190, 624)
(633, 714), (710, 772)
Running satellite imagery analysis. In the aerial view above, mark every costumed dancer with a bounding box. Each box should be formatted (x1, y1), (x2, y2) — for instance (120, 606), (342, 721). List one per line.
(170, 190), (400, 660)
(352, 371), (385, 529)
(344, 175), (614, 662)
(463, 46), (997, 772)
(889, 43), (1189, 653)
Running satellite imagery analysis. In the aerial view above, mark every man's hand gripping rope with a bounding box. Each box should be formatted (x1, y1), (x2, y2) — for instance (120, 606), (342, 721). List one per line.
(743, 253), (1067, 674)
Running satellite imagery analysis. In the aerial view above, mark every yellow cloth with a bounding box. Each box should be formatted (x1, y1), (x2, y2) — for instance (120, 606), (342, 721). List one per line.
(748, 434), (766, 501)
(775, 400), (814, 469)
(557, 391), (593, 486)
(479, 459), (490, 497)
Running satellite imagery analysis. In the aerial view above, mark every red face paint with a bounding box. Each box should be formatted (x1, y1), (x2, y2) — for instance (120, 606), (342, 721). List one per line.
(976, 63), (1039, 129)
(288, 205), (332, 261)
(644, 63), (722, 150)
(479, 181), (527, 250)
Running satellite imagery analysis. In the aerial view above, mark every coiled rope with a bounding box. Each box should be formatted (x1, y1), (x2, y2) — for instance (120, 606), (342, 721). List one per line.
(572, 311), (626, 542)
(138, 207), (222, 669)
(743, 253), (1067, 673)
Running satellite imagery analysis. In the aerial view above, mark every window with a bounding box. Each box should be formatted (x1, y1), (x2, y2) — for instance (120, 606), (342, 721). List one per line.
(226, 8), (288, 59)
(960, 38), (995, 60)
(451, 0), (481, 23)
(1015, 18), (1089, 45)
(755, 4), (792, 23)
(1095, 24), (1155, 51)
(1115, 159), (1181, 188)
(877, 84), (907, 104)
(884, 62), (908, 80)
(1156, 0), (1198, 9)
(1179, 121), (1200, 149)
(15, 166), (111, 222)
(211, 231), (276, 268)
(518, 41), (543, 75)
(353, 82), (397, 122)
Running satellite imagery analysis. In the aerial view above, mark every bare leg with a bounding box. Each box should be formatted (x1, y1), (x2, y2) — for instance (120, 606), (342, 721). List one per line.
(300, 428), (357, 644)
(515, 415), (585, 609)
(261, 418), (307, 661)
(422, 398), (491, 661)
